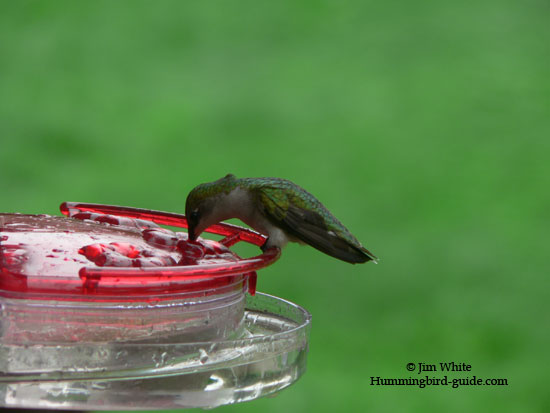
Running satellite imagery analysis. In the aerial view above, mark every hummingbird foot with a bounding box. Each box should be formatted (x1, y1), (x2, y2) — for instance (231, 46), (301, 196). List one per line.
(260, 239), (282, 259)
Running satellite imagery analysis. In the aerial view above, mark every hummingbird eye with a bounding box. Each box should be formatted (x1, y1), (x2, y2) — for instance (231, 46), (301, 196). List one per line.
(189, 209), (200, 222)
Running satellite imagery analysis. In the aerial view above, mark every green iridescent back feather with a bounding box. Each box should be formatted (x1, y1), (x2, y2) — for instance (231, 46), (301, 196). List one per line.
(237, 176), (364, 249)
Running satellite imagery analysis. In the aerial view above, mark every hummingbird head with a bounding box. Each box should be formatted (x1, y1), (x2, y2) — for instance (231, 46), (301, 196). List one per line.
(185, 174), (238, 241)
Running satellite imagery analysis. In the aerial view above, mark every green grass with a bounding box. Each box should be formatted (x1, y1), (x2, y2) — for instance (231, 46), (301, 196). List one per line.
(1, 1), (548, 412)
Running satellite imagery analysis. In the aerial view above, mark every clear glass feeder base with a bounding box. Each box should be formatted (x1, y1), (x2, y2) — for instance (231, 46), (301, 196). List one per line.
(0, 293), (311, 411)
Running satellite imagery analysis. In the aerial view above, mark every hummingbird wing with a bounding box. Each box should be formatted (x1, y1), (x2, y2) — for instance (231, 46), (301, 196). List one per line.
(254, 183), (377, 264)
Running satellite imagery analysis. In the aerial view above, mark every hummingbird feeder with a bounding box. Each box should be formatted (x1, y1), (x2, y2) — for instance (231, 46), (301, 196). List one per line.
(0, 202), (311, 410)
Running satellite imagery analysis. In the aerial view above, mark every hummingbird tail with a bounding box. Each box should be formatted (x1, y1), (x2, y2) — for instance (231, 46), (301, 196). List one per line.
(360, 246), (379, 264)
(303, 234), (377, 264)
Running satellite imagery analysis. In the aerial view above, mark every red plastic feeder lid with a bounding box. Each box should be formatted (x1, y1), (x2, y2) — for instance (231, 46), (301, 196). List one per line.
(0, 202), (280, 299)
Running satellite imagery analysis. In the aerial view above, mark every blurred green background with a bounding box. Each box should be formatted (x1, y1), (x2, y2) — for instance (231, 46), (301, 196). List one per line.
(1, 0), (548, 412)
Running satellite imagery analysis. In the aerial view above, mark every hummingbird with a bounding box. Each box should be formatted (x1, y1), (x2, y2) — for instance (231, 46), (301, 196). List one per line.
(185, 174), (377, 264)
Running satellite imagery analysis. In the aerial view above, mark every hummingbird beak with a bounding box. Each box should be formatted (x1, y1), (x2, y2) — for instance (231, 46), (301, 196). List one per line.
(187, 222), (197, 241)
